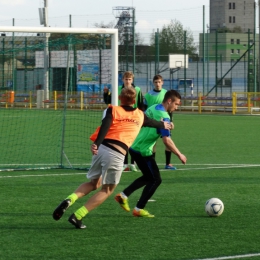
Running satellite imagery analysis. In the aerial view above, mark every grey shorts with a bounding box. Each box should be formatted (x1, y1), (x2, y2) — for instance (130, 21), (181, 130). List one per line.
(87, 144), (125, 185)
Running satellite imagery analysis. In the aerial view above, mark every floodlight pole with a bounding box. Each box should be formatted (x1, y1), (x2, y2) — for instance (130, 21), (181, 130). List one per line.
(44, 0), (49, 104)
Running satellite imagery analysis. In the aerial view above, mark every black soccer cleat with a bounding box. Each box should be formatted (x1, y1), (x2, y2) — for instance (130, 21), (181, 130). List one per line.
(52, 199), (71, 221)
(68, 214), (86, 229)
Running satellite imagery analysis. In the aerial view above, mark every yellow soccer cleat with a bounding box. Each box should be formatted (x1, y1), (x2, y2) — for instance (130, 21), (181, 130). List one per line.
(114, 193), (130, 212)
(133, 208), (154, 218)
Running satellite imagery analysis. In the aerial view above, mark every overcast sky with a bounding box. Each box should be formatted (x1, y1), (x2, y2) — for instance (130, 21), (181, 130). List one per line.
(0, 0), (211, 43)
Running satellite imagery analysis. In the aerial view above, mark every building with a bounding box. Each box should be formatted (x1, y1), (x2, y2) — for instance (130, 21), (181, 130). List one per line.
(199, 0), (258, 92)
(210, 0), (255, 33)
(199, 32), (256, 62)
(199, 0), (257, 62)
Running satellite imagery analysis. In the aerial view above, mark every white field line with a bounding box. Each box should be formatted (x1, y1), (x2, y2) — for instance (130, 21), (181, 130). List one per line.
(0, 172), (86, 178)
(0, 163), (258, 166)
(0, 164), (260, 179)
(160, 164), (260, 172)
(192, 252), (260, 260)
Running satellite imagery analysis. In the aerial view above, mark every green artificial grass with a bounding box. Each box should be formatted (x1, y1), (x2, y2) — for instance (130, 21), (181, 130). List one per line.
(1, 113), (260, 260)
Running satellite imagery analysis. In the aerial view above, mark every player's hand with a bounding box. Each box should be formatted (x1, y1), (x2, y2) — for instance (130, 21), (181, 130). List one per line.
(178, 154), (187, 164)
(91, 144), (98, 155)
(162, 121), (172, 130)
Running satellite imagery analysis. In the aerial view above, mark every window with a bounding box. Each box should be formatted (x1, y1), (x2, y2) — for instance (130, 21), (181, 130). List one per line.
(229, 2), (232, 9)
(233, 16), (235, 23)
(231, 49), (234, 54)
(236, 49), (240, 54)
(236, 39), (240, 44)
(231, 59), (234, 63)
(229, 16), (232, 23)
(250, 49), (253, 55)
(233, 3), (235, 9)
(250, 40), (254, 45)
(231, 39), (234, 44)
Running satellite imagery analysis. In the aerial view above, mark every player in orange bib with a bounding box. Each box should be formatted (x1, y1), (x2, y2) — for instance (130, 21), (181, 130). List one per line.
(52, 86), (172, 229)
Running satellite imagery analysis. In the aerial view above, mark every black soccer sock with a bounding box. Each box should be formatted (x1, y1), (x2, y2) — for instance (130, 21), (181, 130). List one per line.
(165, 150), (172, 165)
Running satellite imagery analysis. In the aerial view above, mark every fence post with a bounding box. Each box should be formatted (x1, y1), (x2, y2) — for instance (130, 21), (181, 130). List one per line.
(198, 92), (202, 114)
(247, 92), (251, 113)
(232, 92), (236, 115)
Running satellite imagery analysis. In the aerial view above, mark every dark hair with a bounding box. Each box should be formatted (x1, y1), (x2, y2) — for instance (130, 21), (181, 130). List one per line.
(153, 74), (163, 82)
(163, 90), (181, 102)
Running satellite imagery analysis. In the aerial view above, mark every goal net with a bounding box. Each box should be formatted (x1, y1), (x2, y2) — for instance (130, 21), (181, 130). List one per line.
(0, 26), (118, 171)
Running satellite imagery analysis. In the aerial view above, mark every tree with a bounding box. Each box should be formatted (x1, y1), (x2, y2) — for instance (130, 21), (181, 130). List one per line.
(150, 19), (197, 57)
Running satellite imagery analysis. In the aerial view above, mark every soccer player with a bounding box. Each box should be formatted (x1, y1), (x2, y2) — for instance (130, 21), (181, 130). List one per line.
(118, 71), (145, 172)
(144, 74), (177, 170)
(115, 90), (187, 218)
(52, 86), (172, 229)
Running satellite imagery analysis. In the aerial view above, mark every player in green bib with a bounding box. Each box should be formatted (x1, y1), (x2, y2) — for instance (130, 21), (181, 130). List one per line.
(144, 75), (177, 170)
(115, 90), (187, 218)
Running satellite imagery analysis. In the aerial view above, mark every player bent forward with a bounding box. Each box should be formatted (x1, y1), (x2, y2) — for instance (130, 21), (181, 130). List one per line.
(52, 86), (172, 229)
(115, 90), (187, 217)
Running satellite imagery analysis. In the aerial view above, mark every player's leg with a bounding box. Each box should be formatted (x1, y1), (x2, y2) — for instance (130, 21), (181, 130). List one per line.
(133, 156), (161, 217)
(68, 183), (117, 229)
(52, 151), (103, 221)
(68, 145), (124, 229)
(52, 178), (102, 221)
(115, 149), (146, 212)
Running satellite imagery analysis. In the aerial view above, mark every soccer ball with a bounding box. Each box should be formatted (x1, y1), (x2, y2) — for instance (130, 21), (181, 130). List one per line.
(205, 198), (224, 217)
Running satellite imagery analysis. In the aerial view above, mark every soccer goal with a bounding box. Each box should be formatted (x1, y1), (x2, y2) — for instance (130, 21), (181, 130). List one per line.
(0, 26), (118, 171)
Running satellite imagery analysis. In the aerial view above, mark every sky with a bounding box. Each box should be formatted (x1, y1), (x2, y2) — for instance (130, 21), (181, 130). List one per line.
(0, 0), (210, 43)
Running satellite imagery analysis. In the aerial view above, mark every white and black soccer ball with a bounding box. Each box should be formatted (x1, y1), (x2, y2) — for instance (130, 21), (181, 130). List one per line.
(205, 198), (224, 217)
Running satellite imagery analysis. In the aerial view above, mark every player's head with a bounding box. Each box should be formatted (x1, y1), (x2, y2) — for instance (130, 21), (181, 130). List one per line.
(103, 86), (109, 93)
(119, 86), (136, 106)
(123, 71), (134, 87)
(153, 74), (164, 91)
(163, 90), (181, 113)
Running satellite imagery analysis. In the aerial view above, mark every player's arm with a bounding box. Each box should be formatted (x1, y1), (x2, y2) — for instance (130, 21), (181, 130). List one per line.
(143, 114), (172, 130)
(162, 136), (186, 164)
(137, 91), (145, 111)
(93, 108), (113, 147)
(158, 118), (186, 164)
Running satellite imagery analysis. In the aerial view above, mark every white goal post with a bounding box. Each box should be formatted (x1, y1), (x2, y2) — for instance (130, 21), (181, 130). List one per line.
(0, 26), (119, 105)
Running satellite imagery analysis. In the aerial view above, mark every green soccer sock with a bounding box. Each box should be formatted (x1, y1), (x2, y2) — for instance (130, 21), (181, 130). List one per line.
(66, 193), (78, 206)
(74, 206), (89, 220)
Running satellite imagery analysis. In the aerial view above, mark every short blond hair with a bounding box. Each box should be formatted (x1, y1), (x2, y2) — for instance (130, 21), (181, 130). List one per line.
(120, 86), (136, 105)
(123, 71), (134, 79)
